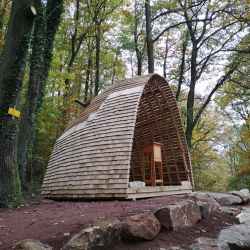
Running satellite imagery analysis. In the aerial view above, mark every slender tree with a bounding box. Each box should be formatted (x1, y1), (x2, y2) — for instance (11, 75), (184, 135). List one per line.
(145, 0), (154, 73)
(86, 0), (122, 96)
(61, 0), (90, 125)
(175, 30), (189, 101)
(0, 0), (36, 207)
(134, 0), (146, 75)
(119, 1), (146, 76)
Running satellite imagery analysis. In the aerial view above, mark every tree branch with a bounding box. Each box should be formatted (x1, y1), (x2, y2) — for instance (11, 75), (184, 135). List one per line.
(193, 62), (239, 128)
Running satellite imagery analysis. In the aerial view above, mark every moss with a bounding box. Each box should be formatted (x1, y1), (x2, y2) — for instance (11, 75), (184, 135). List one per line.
(0, 162), (23, 208)
(18, 0), (64, 187)
(0, 3), (35, 207)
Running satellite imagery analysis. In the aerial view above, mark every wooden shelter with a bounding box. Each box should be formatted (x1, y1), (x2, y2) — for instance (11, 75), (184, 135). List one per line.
(42, 74), (193, 199)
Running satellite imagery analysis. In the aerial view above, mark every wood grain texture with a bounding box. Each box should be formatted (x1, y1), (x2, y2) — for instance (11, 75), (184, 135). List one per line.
(42, 74), (193, 199)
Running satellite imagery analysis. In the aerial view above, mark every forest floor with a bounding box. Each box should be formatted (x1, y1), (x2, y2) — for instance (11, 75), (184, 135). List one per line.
(0, 193), (239, 250)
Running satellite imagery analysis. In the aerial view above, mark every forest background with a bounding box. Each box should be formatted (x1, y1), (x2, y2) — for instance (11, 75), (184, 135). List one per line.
(0, 0), (249, 207)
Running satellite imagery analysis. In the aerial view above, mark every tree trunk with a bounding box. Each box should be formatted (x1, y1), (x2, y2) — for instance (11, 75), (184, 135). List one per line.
(94, 25), (101, 96)
(0, 0), (36, 207)
(137, 56), (142, 75)
(84, 54), (92, 102)
(145, 0), (154, 73)
(176, 33), (188, 101)
(17, 0), (45, 187)
(163, 40), (168, 78)
(17, 0), (63, 188)
(134, 0), (142, 76)
(185, 42), (197, 147)
(111, 48), (119, 84)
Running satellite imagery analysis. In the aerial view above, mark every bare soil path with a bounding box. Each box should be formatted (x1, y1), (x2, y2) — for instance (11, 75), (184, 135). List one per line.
(0, 195), (235, 250)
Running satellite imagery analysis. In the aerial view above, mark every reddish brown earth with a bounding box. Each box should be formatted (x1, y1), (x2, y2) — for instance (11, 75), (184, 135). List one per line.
(0, 194), (236, 250)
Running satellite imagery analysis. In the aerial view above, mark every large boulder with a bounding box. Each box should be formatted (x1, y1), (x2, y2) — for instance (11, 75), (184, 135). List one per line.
(189, 191), (209, 199)
(218, 206), (241, 216)
(12, 239), (52, 250)
(62, 217), (123, 250)
(196, 201), (212, 219)
(190, 192), (220, 210)
(188, 237), (218, 250)
(229, 191), (249, 204)
(123, 214), (161, 241)
(206, 192), (242, 206)
(240, 189), (249, 196)
(154, 200), (201, 231)
(242, 207), (250, 213)
(236, 212), (250, 224)
(218, 221), (250, 249)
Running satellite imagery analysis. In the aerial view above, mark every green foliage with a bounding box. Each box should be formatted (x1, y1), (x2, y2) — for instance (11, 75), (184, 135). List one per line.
(228, 175), (250, 191)
(190, 109), (231, 192)
(26, 95), (63, 187)
(194, 164), (230, 193)
(0, 0), (11, 52)
(215, 33), (250, 188)
(0, 161), (23, 208)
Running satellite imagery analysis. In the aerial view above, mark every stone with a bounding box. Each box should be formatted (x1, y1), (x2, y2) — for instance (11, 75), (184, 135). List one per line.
(189, 192), (220, 210)
(129, 181), (145, 188)
(180, 181), (192, 189)
(229, 191), (249, 204)
(206, 192), (242, 206)
(62, 217), (123, 250)
(242, 207), (250, 213)
(154, 200), (201, 231)
(218, 207), (241, 216)
(240, 189), (249, 196)
(93, 217), (123, 246)
(167, 247), (185, 250)
(62, 227), (104, 250)
(218, 221), (250, 249)
(191, 191), (244, 206)
(190, 191), (209, 199)
(188, 237), (218, 250)
(236, 212), (250, 224)
(196, 201), (212, 219)
(12, 239), (52, 250)
(123, 214), (161, 241)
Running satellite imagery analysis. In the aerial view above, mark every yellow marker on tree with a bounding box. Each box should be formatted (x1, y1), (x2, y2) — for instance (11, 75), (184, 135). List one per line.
(8, 107), (21, 118)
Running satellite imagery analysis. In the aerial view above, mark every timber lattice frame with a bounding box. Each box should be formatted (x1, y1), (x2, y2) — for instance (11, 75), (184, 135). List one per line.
(42, 74), (193, 199)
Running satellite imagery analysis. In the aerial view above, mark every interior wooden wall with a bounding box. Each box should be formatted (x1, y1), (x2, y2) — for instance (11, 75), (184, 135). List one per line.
(130, 75), (191, 185)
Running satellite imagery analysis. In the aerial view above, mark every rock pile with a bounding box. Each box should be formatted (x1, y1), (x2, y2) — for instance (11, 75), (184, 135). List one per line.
(11, 189), (250, 250)
(191, 189), (250, 207)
